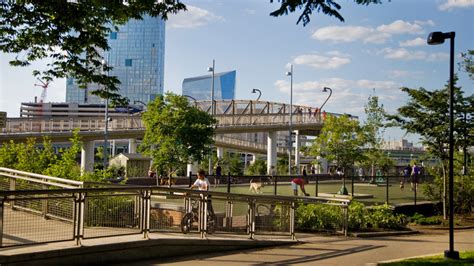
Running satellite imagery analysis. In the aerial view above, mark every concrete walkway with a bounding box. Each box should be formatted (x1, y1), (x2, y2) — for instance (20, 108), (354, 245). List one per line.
(123, 229), (474, 265)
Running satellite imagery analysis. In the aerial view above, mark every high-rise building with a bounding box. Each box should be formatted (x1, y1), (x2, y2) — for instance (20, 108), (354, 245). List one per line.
(66, 15), (165, 104)
(182, 70), (236, 100)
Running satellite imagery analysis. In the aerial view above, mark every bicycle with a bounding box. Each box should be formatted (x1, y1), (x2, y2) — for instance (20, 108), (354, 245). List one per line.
(181, 197), (216, 234)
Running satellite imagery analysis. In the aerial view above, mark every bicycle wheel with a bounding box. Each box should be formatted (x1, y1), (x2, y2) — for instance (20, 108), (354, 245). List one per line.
(181, 212), (194, 234)
(207, 213), (216, 234)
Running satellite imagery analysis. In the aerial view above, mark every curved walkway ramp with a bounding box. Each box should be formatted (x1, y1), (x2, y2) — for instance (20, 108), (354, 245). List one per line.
(0, 167), (350, 265)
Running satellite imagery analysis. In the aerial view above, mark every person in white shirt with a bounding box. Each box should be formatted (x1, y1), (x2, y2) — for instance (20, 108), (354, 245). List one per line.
(190, 169), (214, 216)
(191, 169), (211, 191)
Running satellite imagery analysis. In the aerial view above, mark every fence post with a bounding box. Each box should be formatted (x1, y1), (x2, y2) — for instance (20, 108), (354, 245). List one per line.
(247, 199), (255, 239)
(188, 171), (192, 188)
(141, 190), (151, 239)
(315, 175), (319, 197)
(9, 178), (15, 209)
(0, 198), (4, 247)
(225, 199), (233, 230)
(343, 203), (349, 236)
(227, 173), (231, 193)
(273, 176), (278, 195)
(351, 175), (355, 197)
(386, 176), (389, 204)
(290, 201), (296, 240)
(42, 180), (48, 219)
(73, 192), (85, 246)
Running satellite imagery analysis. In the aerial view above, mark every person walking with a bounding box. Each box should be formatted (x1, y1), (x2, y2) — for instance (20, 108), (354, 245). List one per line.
(214, 163), (222, 188)
(410, 163), (421, 191)
(401, 164), (411, 191)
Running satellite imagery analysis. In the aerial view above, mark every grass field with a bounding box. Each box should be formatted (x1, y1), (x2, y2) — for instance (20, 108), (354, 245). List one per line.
(382, 250), (474, 265)
(213, 180), (428, 205)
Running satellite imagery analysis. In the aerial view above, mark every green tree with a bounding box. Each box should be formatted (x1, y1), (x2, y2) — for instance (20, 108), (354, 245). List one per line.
(140, 93), (216, 178)
(362, 94), (393, 181)
(269, 0), (385, 26)
(44, 131), (82, 180)
(309, 114), (365, 194)
(0, 1), (185, 104)
(246, 158), (267, 175)
(386, 79), (473, 216)
(459, 49), (474, 80)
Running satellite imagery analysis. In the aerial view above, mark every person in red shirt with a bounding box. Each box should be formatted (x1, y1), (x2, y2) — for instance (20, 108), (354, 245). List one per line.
(291, 177), (309, 196)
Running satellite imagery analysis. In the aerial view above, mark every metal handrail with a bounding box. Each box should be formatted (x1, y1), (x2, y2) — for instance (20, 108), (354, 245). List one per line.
(0, 167), (83, 188)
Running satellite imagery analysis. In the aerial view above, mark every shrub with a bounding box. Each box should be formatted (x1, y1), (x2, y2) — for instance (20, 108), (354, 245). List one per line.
(348, 201), (368, 230)
(367, 204), (407, 229)
(410, 213), (442, 225)
(296, 203), (342, 231)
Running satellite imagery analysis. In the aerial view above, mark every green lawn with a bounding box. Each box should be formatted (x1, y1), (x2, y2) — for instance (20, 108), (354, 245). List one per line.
(382, 250), (474, 265)
(213, 181), (428, 205)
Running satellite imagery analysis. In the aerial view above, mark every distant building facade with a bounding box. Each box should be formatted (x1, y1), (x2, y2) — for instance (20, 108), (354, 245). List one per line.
(66, 15), (165, 104)
(182, 70), (236, 100)
(20, 102), (142, 118)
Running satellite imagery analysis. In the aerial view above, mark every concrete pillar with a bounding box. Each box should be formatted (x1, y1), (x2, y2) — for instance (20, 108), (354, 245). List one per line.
(250, 154), (257, 165)
(216, 147), (224, 160)
(187, 161), (199, 177)
(295, 130), (301, 174)
(81, 140), (95, 175)
(111, 140), (116, 157)
(267, 131), (277, 174)
(318, 156), (328, 174)
(129, 138), (137, 154)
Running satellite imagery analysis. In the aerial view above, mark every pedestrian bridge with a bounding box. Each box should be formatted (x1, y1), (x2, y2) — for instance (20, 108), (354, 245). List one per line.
(1, 100), (334, 142)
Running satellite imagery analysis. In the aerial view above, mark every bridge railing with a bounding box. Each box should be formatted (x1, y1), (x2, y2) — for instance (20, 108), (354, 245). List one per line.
(0, 175), (350, 248)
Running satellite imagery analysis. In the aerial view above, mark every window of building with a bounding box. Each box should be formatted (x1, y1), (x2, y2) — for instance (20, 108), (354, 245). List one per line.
(125, 59), (133, 67)
(110, 32), (117, 39)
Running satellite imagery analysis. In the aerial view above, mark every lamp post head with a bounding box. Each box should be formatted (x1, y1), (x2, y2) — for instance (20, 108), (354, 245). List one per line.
(207, 66), (214, 72)
(427, 31), (455, 45)
(323, 87), (330, 92)
(285, 71), (292, 76)
(252, 89), (257, 93)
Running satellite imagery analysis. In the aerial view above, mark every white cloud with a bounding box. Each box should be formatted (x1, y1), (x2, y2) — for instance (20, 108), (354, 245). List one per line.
(377, 20), (424, 35)
(381, 48), (449, 61)
(439, 0), (474, 10)
(167, 6), (223, 29)
(243, 8), (256, 15)
(291, 53), (351, 69)
(312, 20), (434, 44)
(388, 70), (416, 78)
(273, 78), (401, 115)
(312, 26), (388, 44)
(399, 37), (426, 47)
(382, 48), (425, 60)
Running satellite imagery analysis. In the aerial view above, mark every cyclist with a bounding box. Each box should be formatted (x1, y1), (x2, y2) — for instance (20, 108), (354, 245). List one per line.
(190, 169), (215, 216)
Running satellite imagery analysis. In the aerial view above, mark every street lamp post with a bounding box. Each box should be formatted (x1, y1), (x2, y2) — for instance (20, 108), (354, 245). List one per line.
(208, 60), (216, 176)
(102, 58), (109, 169)
(251, 88), (262, 101)
(286, 65), (293, 175)
(320, 87), (333, 111)
(427, 31), (459, 260)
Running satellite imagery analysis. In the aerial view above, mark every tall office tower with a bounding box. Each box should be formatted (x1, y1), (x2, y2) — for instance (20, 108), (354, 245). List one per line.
(66, 15), (165, 104)
(182, 70), (236, 100)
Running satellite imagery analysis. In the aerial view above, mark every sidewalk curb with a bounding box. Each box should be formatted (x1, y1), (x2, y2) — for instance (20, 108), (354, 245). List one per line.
(350, 230), (419, 238)
(374, 252), (443, 265)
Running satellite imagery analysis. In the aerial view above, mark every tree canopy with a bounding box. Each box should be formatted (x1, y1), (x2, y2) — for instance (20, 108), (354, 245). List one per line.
(140, 93), (216, 177)
(269, 0), (385, 26)
(385, 78), (473, 163)
(0, 1), (186, 105)
(309, 114), (365, 174)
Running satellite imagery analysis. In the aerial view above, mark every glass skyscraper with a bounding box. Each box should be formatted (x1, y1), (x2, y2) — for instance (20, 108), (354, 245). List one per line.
(182, 71), (236, 100)
(66, 16), (165, 104)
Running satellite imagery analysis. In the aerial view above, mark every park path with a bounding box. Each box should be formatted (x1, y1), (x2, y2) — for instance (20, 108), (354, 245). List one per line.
(123, 229), (474, 265)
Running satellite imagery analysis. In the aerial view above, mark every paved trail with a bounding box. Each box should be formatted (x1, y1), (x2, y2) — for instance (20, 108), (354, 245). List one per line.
(124, 229), (474, 265)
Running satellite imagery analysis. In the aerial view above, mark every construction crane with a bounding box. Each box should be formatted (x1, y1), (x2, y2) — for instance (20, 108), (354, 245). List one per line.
(34, 78), (49, 103)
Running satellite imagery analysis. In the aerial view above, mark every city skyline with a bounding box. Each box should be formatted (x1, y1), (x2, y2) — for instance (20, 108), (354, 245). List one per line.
(1, 0), (473, 144)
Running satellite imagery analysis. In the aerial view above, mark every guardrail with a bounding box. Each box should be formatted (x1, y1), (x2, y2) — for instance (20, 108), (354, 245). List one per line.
(0, 169), (351, 248)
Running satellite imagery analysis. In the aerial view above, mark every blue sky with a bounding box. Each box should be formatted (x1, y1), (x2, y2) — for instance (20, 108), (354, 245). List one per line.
(1, 0), (473, 143)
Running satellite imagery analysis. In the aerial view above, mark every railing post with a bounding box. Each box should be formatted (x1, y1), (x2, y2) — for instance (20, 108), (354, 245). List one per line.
(199, 194), (207, 238)
(73, 192), (85, 246)
(188, 171), (192, 188)
(225, 199), (233, 230)
(273, 176), (277, 195)
(42, 180), (48, 219)
(342, 203), (349, 236)
(0, 197), (4, 247)
(315, 175), (319, 197)
(290, 201), (296, 240)
(247, 199), (255, 239)
(141, 190), (151, 239)
(9, 178), (15, 209)
(227, 173), (231, 193)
